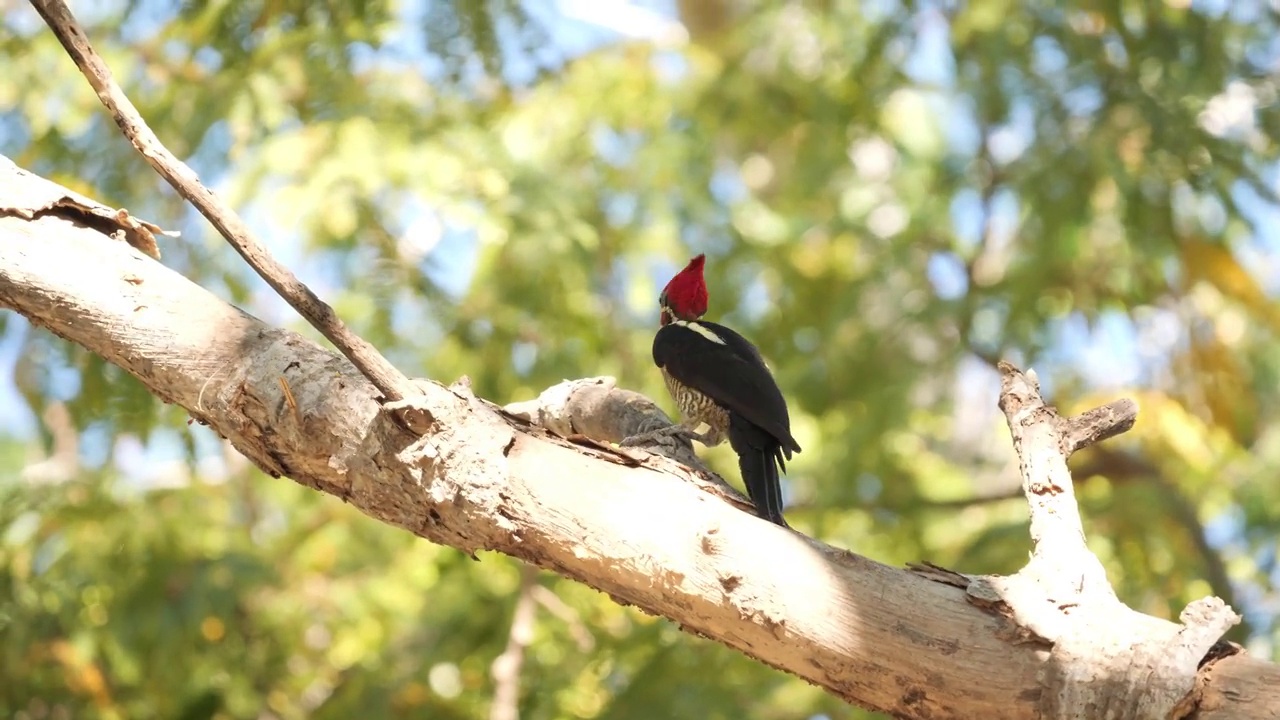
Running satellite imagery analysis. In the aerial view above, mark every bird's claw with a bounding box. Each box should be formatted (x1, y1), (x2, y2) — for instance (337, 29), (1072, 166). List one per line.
(620, 425), (698, 448)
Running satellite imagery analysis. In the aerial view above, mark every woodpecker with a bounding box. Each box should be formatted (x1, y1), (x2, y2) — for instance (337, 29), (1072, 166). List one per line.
(645, 254), (801, 527)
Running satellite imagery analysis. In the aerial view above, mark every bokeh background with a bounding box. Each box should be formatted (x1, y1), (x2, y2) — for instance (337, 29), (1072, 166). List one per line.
(3, 0), (1280, 718)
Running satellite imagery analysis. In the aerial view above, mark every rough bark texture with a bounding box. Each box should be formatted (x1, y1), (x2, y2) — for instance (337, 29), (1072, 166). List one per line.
(2, 156), (1279, 719)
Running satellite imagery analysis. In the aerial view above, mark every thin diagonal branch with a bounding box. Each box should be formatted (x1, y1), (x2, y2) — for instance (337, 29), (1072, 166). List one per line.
(28, 0), (417, 406)
(490, 564), (540, 720)
(530, 585), (594, 652)
(1075, 446), (1243, 635)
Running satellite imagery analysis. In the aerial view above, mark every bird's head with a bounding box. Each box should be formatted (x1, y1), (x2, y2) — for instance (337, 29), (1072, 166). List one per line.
(659, 254), (708, 326)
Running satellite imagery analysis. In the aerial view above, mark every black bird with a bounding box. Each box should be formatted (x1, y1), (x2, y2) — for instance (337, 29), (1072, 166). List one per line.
(646, 254), (801, 527)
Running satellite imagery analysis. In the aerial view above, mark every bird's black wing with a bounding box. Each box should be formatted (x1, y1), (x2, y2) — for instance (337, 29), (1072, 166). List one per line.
(653, 320), (801, 454)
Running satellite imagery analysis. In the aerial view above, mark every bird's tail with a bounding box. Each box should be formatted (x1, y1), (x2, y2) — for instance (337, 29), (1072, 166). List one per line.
(728, 416), (789, 528)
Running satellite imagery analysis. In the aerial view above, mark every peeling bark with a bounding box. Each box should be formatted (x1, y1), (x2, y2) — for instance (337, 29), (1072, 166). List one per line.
(2, 157), (1279, 719)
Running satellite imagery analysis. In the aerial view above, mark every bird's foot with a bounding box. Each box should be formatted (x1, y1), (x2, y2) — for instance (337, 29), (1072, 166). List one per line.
(620, 424), (700, 448)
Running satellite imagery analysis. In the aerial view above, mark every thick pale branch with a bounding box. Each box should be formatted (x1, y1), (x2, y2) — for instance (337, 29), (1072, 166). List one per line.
(1183, 652), (1280, 719)
(2, 160), (1276, 719)
(504, 376), (678, 444)
(28, 0), (416, 405)
(1, 158), (1046, 719)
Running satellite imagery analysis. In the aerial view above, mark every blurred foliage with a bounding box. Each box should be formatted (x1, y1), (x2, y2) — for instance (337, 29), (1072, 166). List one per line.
(3, 0), (1280, 718)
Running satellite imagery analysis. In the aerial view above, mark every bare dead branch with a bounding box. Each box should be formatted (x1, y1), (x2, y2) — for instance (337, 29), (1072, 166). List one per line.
(27, 0), (417, 406)
(1060, 399), (1138, 456)
(997, 362), (1111, 597)
(0, 159), (170, 259)
(0, 172), (1051, 718)
(991, 361), (1241, 719)
(1176, 651), (1280, 720)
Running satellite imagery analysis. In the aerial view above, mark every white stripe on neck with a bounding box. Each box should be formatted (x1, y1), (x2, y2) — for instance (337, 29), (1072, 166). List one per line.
(672, 319), (726, 345)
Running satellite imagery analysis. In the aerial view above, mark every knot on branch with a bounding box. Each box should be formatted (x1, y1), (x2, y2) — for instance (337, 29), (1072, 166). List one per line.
(504, 376), (676, 443)
(503, 377), (754, 515)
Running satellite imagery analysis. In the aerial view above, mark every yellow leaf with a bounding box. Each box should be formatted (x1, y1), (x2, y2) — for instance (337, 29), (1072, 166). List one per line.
(1182, 238), (1280, 333)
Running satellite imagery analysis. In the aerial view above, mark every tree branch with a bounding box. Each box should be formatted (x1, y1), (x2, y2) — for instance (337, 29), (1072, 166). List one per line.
(530, 586), (594, 652)
(0, 156), (1046, 717)
(996, 362), (1114, 600)
(1060, 399), (1138, 456)
(28, 0), (417, 406)
(490, 564), (539, 720)
(985, 363), (1240, 719)
(2, 158), (1276, 719)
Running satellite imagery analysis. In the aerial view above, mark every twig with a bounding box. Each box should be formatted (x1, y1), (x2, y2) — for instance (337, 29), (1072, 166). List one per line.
(29, 0), (417, 406)
(490, 564), (539, 720)
(530, 586), (595, 652)
(1059, 399), (1138, 456)
(20, 402), (80, 484)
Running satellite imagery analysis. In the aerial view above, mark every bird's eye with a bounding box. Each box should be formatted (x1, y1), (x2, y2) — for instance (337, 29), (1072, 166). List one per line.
(659, 291), (668, 306)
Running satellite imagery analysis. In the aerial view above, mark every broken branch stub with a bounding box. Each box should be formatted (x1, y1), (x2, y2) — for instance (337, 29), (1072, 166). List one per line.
(1059, 398), (1138, 456)
(997, 362), (1114, 598)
